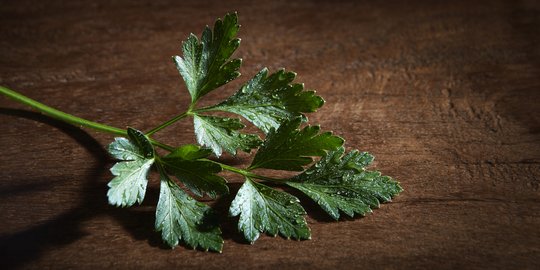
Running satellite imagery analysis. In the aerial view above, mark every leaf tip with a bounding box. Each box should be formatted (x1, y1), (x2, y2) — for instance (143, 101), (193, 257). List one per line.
(316, 95), (325, 108)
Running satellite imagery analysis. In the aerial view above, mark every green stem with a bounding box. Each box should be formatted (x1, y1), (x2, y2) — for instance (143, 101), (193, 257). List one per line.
(191, 105), (217, 113)
(149, 139), (175, 151)
(1, 86), (127, 136)
(0, 86), (175, 151)
(146, 111), (192, 136)
(204, 159), (285, 183)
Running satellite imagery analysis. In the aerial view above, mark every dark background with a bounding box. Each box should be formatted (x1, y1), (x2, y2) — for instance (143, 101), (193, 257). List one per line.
(1, 0), (539, 269)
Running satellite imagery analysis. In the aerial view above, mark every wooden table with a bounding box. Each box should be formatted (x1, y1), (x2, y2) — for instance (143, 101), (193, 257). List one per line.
(1, 0), (539, 269)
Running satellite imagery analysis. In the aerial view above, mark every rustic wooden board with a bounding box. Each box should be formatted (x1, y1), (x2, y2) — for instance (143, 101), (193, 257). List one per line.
(1, 0), (539, 269)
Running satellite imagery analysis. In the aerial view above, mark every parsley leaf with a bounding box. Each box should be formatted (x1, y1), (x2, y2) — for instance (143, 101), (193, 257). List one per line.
(287, 147), (403, 219)
(174, 12), (241, 103)
(249, 117), (344, 171)
(207, 68), (324, 133)
(229, 177), (310, 243)
(161, 146), (228, 199)
(156, 170), (224, 251)
(107, 128), (155, 207)
(193, 114), (261, 156)
(165, 144), (213, 160)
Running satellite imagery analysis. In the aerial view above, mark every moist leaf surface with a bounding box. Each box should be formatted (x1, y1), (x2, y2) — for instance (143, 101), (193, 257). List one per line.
(249, 118), (344, 171)
(287, 147), (403, 219)
(174, 13), (241, 102)
(193, 114), (261, 156)
(107, 128), (155, 207)
(209, 68), (324, 133)
(156, 171), (224, 251)
(229, 177), (310, 243)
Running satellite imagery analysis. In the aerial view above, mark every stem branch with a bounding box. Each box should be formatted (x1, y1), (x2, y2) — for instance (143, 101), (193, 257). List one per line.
(204, 159), (286, 183)
(146, 111), (191, 136)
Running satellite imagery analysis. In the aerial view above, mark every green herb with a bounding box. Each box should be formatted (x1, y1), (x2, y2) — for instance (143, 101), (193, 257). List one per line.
(193, 114), (261, 156)
(206, 68), (324, 134)
(230, 177), (310, 243)
(156, 169), (223, 251)
(0, 12), (402, 253)
(107, 128), (155, 207)
(286, 147), (403, 219)
(161, 145), (228, 198)
(249, 117), (344, 171)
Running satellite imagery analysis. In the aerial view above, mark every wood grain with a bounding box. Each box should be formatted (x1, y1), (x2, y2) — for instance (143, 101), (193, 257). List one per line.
(1, 0), (539, 269)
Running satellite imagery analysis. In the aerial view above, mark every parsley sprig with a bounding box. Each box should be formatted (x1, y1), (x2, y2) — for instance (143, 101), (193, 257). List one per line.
(0, 13), (402, 253)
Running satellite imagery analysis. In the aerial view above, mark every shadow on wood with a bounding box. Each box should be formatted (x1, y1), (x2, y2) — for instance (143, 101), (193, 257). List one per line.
(0, 108), (110, 269)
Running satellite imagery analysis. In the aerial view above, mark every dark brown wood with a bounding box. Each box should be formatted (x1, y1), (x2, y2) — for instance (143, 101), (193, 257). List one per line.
(1, 0), (539, 269)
